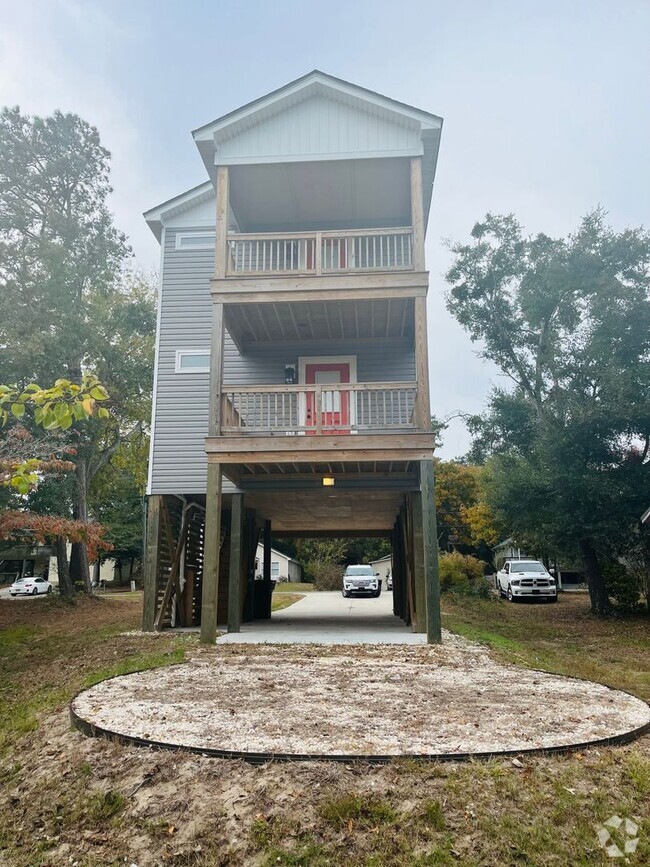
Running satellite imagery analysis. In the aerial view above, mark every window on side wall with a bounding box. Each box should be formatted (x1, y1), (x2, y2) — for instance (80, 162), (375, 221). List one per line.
(175, 350), (210, 373)
(271, 562), (280, 580)
(174, 232), (215, 250)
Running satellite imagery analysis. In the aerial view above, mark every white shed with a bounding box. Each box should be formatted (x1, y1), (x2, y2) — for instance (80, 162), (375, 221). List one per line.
(370, 554), (393, 583)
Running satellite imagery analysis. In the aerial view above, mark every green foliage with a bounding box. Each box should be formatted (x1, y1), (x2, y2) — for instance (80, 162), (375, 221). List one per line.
(318, 793), (397, 828)
(438, 550), (487, 595)
(434, 459), (501, 553)
(602, 562), (644, 610)
(294, 539), (347, 590)
(0, 374), (109, 492)
(447, 210), (650, 614)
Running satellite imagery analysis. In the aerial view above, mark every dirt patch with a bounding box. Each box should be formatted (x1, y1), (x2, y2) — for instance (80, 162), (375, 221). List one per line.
(72, 635), (650, 757)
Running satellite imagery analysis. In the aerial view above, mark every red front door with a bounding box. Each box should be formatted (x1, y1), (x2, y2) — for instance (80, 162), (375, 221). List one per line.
(304, 362), (351, 435)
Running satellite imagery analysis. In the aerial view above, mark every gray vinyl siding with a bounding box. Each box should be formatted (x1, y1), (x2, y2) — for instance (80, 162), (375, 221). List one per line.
(150, 227), (215, 494)
(150, 229), (415, 495)
(224, 339), (414, 385)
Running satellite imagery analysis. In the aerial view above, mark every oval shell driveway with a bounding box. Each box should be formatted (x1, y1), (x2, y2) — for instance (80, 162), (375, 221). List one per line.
(71, 592), (650, 760)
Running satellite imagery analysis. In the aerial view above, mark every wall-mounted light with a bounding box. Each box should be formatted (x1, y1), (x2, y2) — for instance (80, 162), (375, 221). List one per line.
(284, 365), (297, 384)
(322, 476), (335, 487)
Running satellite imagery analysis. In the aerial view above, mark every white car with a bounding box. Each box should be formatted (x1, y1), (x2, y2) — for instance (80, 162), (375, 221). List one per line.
(9, 576), (53, 596)
(496, 560), (557, 602)
(342, 565), (381, 598)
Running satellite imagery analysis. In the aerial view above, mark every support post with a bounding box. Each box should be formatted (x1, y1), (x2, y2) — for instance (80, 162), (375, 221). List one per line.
(410, 156), (425, 272)
(142, 495), (161, 632)
(411, 492), (427, 634)
(421, 460), (442, 643)
(214, 165), (229, 279)
(200, 462), (223, 643)
(414, 295), (431, 431)
(209, 302), (225, 437)
(227, 493), (244, 633)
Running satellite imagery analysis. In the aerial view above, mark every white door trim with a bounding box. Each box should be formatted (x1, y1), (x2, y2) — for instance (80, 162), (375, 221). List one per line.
(297, 355), (357, 431)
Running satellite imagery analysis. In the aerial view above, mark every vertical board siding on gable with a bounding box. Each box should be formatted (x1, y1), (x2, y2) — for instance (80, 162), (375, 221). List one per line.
(219, 96), (421, 162)
(151, 231), (416, 495)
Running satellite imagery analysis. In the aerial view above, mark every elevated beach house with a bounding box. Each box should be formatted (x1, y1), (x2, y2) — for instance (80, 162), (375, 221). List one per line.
(142, 71), (443, 642)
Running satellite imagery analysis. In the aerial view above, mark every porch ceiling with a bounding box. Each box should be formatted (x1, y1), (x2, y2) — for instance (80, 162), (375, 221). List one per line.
(224, 296), (414, 349)
(243, 489), (405, 533)
(229, 158), (411, 233)
(223, 459), (419, 489)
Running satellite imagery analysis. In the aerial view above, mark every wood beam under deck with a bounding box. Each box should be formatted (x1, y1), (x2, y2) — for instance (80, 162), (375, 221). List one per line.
(205, 432), (435, 471)
(239, 489), (405, 535)
(212, 270), (429, 304)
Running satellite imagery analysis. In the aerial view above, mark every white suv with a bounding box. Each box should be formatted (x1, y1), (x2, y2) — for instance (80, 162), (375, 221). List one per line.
(342, 565), (381, 598)
(496, 560), (557, 602)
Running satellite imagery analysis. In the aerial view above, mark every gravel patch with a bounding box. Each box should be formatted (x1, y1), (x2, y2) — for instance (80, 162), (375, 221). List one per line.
(72, 634), (650, 758)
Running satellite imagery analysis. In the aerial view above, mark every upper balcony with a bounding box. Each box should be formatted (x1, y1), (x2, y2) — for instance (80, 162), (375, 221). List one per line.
(226, 226), (413, 278)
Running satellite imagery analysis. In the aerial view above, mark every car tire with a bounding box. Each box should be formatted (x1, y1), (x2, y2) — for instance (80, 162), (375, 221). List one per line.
(342, 590), (349, 598)
(548, 595), (558, 603)
(47, 586), (52, 594)
(32, 587), (38, 595)
(10, 593), (16, 597)
(373, 590), (381, 598)
(506, 585), (515, 602)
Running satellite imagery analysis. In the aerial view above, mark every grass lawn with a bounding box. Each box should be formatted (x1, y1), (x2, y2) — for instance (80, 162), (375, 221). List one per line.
(0, 591), (647, 866)
(273, 582), (315, 593)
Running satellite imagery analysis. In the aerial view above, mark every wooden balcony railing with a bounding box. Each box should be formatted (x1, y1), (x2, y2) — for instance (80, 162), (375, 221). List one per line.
(226, 228), (413, 276)
(220, 382), (418, 435)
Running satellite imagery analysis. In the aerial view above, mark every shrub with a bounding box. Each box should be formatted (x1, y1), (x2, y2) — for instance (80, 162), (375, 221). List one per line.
(603, 561), (644, 610)
(439, 551), (488, 596)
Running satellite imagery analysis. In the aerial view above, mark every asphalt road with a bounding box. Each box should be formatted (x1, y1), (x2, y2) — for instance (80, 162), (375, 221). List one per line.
(0, 587), (51, 600)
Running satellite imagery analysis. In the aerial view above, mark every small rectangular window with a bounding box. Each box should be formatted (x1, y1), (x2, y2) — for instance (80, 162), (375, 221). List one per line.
(175, 232), (215, 250)
(175, 350), (210, 373)
(271, 562), (280, 578)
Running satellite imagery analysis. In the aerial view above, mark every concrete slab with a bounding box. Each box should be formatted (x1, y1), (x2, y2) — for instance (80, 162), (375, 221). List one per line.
(217, 590), (426, 644)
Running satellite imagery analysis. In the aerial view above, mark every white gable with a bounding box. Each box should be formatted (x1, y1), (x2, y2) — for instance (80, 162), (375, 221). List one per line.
(217, 94), (422, 165)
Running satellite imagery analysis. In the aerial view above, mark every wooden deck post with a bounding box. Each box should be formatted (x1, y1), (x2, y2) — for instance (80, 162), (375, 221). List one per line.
(421, 460), (442, 643)
(214, 165), (229, 279)
(200, 462), (223, 643)
(142, 495), (161, 632)
(411, 493), (427, 634)
(410, 157), (425, 272)
(227, 493), (244, 633)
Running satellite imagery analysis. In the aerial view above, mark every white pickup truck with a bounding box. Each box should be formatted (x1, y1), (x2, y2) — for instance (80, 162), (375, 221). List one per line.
(496, 559), (557, 602)
(342, 565), (381, 598)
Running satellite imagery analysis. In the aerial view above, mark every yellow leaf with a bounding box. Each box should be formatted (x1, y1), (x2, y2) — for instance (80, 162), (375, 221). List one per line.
(82, 398), (95, 415)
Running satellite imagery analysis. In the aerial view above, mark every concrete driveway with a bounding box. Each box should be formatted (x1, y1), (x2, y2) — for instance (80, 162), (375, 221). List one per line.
(218, 590), (427, 645)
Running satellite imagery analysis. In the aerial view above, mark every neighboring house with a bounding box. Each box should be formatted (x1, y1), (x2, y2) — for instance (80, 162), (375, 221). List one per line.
(370, 554), (393, 584)
(0, 545), (54, 584)
(47, 544), (117, 587)
(141, 70), (444, 640)
(254, 544), (303, 583)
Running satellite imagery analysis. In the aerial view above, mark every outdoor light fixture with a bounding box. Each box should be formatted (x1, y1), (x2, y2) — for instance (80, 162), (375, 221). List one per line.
(322, 476), (335, 487)
(284, 365), (297, 384)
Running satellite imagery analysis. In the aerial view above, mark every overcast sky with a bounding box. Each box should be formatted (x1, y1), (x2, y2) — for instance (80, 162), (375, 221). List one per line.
(2, 0), (649, 457)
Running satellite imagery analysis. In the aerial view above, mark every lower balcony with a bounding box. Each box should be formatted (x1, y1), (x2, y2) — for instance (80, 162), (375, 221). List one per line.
(221, 381), (418, 435)
(207, 382), (435, 487)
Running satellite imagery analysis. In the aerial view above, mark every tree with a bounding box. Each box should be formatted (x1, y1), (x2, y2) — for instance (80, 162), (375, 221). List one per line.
(0, 108), (155, 591)
(293, 539), (347, 589)
(446, 211), (650, 614)
(0, 374), (111, 597)
(434, 460), (501, 555)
